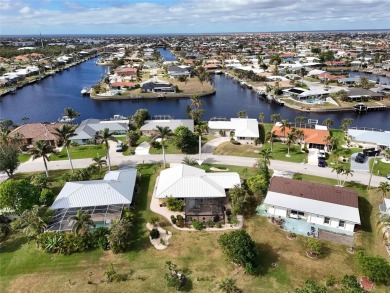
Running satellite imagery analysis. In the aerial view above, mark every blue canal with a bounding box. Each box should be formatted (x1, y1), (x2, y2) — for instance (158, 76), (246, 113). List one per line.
(0, 53), (389, 129)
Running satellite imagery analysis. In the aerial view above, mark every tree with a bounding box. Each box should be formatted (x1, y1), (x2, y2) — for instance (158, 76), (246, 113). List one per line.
(63, 107), (80, 122)
(332, 164), (344, 186)
(132, 109), (151, 129)
(174, 125), (197, 154)
(31, 173), (49, 191)
(295, 116), (305, 127)
(359, 77), (372, 89)
(0, 144), (20, 178)
(182, 156), (197, 166)
(108, 219), (133, 253)
(237, 110), (247, 118)
(340, 275), (365, 293)
(229, 185), (249, 215)
(91, 154), (107, 176)
(341, 118), (353, 132)
(216, 277), (240, 293)
(218, 230), (259, 275)
(189, 95), (204, 125)
(280, 119), (289, 141)
(28, 141), (56, 177)
(68, 209), (95, 236)
(0, 179), (40, 214)
(338, 90), (349, 102)
(300, 67), (307, 85)
(377, 182), (390, 199)
(294, 279), (327, 293)
(307, 238), (322, 256)
(270, 113), (281, 123)
(356, 252), (390, 284)
(341, 167), (354, 187)
(285, 131), (297, 157)
(127, 130), (140, 147)
(259, 148), (273, 166)
(151, 126), (174, 168)
(94, 128), (117, 171)
(265, 131), (276, 151)
(18, 205), (49, 239)
(258, 112), (265, 124)
(294, 129), (305, 144)
(322, 118), (334, 129)
(54, 124), (76, 172)
(377, 214), (390, 240)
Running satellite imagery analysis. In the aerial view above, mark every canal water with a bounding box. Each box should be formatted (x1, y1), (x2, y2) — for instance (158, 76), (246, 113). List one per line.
(0, 56), (389, 129)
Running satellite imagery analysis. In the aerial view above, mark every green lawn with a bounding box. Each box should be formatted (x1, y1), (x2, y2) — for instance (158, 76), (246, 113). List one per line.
(18, 154), (30, 163)
(369, 158), (390, 178)
(50, 145), (106, 161)
(2, 165), (389, 292)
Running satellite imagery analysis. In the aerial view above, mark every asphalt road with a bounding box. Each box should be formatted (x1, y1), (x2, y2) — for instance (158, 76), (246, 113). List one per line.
(11, 151), (386, 188)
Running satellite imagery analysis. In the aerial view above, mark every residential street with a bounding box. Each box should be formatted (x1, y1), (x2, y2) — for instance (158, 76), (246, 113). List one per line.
(12, 150), (386, 188)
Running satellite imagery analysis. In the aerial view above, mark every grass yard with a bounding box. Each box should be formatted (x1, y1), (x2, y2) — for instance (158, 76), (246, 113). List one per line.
(1, 165), (389, 292)
(50, 145), (106, 161)
(369, 158), (390, 178)
(17, 154), (31, 163)
(213, 141), (261, 157)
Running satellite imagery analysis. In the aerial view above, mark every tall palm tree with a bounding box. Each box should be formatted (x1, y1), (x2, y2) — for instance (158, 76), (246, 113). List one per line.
(54, 124), (76, 172)
(68, 209), (95, 236)
(265, 131), (276, 151)
(94, 128), (117, 171)
(280, 119), (289, 142)
(92, 153), (107, 176)
(64, 107), (80, 123)
(19, 205), (48, 239)
(151, 126), (174, 168)
(341, 167), (354, 187)
(300, 67), (307, 85)
(332, 164), (344, 186)
(28, 141), (56, 177)
(294, 129), (305, 145)
(285, 131), (296, 157)
(378, 182), (390, 199)
(322, 118), (334, 129)
(341, 118), (353, 132)
(258, 112), (265, 124)
(259, 148), (273, 166)
(270, 114), (281, 124)
(295, 116), (305, 127)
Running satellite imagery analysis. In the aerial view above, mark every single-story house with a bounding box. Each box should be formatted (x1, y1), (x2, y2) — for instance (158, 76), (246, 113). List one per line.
(271, 123), (330, 150)
(283, 87), (330, 101)
(154, 164), (241, 223)
(208, 118), (259, 142)
(8, 122), (65, 146)
(263, 177), (361, 236)
(48, 169), (137, 231)
(70, 118), (128, 145)
(347, 128), (390, 150)
(141, 82), (176, 93)
(167, 65), (191, 78)
(140, 119), (194, 136)
(346, 88), (384, 102)
(338, 77), (360, 86)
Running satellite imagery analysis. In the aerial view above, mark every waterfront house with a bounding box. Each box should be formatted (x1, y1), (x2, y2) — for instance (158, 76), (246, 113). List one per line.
(48, 169), (137, 231)
(8, 122), (65, 147)
(167, 65), (191, 78)
(338, 77), (360, 86)
(114, 67), (137, 80)
(271, 123), (330, 150)
(140, 119), (194, 136)
(283, 87), (330, 101)
(347, 128), (390, 150)
(154, 164), (240, 223)
(141, 81), (176, 93)
(70, 118), (128, 145)
(346, 88), (384, 102)
(263, 177), (361, 236)
(208, 118), (260, 142)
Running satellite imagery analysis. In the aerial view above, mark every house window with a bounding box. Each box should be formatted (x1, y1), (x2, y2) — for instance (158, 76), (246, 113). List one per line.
(338, 220), (345, 228)
(324, 217), (330, 224)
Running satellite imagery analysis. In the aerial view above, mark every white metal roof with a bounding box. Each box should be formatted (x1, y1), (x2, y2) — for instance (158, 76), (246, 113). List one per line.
(50, 169), (137, 210)
(264, 191), (361, 224)
(140, 119), (194, 132)
(154, 164), (240, 199)
(208, 118), (259, 138)
(348, 129), (390, 148)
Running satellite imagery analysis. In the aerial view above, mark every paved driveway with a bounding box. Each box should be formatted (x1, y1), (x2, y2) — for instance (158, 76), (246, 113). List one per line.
(135, 141), (150, 155)
(201, 137), (230, 153)
(350, 152), (370, 172)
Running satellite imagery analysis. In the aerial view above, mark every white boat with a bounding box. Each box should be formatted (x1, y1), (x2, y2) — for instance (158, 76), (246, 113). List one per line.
(81, 87), (90, 95)
(111, 114), (127, 120)
(58, 116), (74, 123)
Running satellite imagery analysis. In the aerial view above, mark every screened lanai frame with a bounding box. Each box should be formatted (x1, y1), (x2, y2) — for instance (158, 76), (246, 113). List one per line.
(47, 204), (130, 231)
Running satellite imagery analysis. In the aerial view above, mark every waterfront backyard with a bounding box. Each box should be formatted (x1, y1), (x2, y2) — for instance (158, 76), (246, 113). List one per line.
(1, 165), (389, 292)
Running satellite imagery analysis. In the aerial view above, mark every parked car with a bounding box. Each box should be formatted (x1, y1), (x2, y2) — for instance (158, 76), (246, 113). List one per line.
(363, 148), (380, 157)
(387, 174), (390, 180)
(116, 142), (123, 152)
(318, 157), (326, 167)
(354, 153), (366, 163)
(317, 150), (326, 158)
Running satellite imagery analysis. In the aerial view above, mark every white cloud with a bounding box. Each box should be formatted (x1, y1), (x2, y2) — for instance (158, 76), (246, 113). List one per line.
(19, 6), (31, 14)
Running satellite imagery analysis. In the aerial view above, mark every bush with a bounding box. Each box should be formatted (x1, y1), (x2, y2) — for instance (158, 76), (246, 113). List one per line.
(149, 215), (160, 226)
(167, 198), (185, 211)
(176, 219), (185, 228)
(230, 139), (241, 145)
(192, 220), (204, 230)
(324, 275), (336, 287)
(170, 215), (177, 224)
(357, 252), (390, 284)
(307, 238), (322, 256)
(150, 228), (160, 239)
(93, 227), (109, 250)
(150, 140), (161, 149)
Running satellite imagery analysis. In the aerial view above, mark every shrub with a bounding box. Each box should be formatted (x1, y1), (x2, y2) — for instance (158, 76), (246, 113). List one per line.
(324, 275), (336, 287)
(150, 140), (161, 149)
(307, 238), (322, 256)
(150, 228), (160, 239)
(170, 215), (177, 224)
(167, 198), (184, 211)
(93, 227), (109, 250)
(176, 215), (184, 221)
(357, 252), (390, 284)
(104, 264), (133, 283)
(216, 222), (222, 228)
(192, 220), (204, 230)
(149, 215), (160, 226)
(176, 219), (185, 228)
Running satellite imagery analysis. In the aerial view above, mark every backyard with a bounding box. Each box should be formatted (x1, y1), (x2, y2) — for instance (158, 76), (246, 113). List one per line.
(50, 145), (106, 161)
(0, 164), (389, 292)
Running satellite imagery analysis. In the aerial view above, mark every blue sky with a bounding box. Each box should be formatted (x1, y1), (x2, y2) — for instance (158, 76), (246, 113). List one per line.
(1, 0), (389, 35)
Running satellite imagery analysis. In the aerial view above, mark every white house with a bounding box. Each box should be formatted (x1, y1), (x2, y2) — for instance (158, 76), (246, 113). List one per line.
(48, 169), (137, 231)
(71, 118), (129, 145)
(347, 128), (390, 150)
(140, 119), (194, 136)
(208, 118), (259, 142)
(263, 177), (361, 235)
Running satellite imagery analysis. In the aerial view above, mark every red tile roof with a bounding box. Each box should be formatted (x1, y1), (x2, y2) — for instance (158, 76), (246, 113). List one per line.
(271, 125), (330, 145)
(269, 177), (359, 208)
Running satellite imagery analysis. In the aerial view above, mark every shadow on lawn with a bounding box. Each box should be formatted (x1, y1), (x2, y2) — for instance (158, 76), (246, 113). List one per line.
(256, 242), (279, 275)
(0, 235), (28, 253)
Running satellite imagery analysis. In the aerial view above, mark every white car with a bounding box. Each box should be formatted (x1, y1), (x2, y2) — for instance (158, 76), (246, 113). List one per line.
(317, 150), (326, 158)
(116, 142), (123, 152)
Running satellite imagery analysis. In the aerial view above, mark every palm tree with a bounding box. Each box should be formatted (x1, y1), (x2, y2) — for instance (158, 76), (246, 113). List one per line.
(94, 128), (117, 171)
(322, 118), (334, 129)
(285, 131), (296, 157)
(270, 113), (281, 123)
(341, 118), (353, 132)
(258, 112), (265, 124)
(229, 185), (249, 215)
(280, 119), (289, 142)
(68, 209), (95, 236)
(21, 116), (29, 124)
(28, 141), (56, 177)
(182, 156), (197, 166)
(294, 129), (305, 145)
(216, 277), (240, 293)
(377, 215), (390, 240)
(295, 116), (305, 127)
(378, 182), (390, 199)
(341, 167), (354, 187)
(300, 67), (307, 85)
(92, 153), (107, 176)
(63, 107), (80, 123)
(54, 124), (76, 172)
(151, 126), (174, 168)
(259, 148), (273, 166)
(332, 164), (344, 186)
(19, 205), (48, 239)
(265, 131), (276, 151)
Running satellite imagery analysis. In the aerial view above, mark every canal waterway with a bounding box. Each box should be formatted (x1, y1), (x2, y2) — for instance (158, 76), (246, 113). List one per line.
(0, 56), (389, 129)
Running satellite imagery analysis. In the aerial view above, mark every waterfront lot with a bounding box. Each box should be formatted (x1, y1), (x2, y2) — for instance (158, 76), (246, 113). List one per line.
(50, 145), (106, 161)
(1, 165), (388, 292)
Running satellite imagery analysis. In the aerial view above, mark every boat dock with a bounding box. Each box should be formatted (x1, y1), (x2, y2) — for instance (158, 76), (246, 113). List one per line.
(353, 103), (388, 113)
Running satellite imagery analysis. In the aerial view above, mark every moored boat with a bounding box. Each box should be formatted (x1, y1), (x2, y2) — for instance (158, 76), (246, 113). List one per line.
(58, 115), (74, 123)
